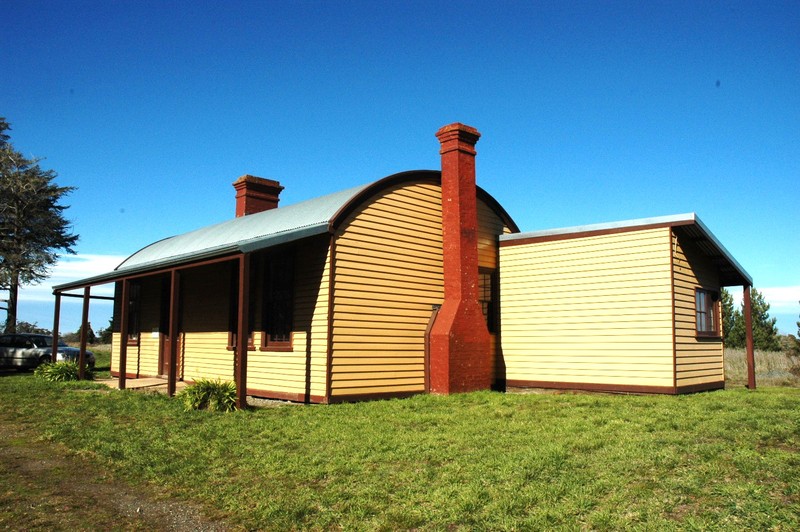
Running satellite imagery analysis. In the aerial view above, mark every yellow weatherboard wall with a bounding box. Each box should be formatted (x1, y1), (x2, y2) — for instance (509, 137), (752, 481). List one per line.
(672, 231), (724, 387)
(329, 181), (513, 399)
(247, 238), (330, 400)
(500, 227), (675, 388)
(330, 181), (444, 397)
(180, 262), (234, 382)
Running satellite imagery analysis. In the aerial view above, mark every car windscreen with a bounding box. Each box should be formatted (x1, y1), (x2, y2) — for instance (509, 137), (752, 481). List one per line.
(36, 337), (66, 348)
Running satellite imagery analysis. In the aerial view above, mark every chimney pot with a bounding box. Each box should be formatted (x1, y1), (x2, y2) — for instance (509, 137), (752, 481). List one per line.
(233, 175), (284, 217)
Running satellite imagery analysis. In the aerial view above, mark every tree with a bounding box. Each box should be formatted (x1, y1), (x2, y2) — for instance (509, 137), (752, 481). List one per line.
(97, 317), (114, 344)
(0, 118), (78, 333)
(15, 321), (51, 335)
(722, 287), (780, 351)
(721, 288), (737, 344)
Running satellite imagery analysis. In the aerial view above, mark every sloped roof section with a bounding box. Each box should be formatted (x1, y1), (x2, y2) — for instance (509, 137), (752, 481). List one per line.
(499, 213), (751, 287)
(117, 182), (370, 273)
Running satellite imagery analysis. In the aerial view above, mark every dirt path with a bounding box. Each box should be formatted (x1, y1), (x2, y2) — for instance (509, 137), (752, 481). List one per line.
(0, 419), (233, 531)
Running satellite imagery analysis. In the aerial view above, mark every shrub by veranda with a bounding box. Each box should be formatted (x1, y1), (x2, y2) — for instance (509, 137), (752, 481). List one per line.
(34, 361), (92, 382)
(177, 378), (237, 412)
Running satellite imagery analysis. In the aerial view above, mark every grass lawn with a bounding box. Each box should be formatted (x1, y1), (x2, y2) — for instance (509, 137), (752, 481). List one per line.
(0, 371), (798, 530)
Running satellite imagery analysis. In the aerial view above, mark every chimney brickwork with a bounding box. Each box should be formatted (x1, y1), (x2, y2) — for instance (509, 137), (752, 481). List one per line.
(233, 175), (284, 217)
(428, 123), (492, 394)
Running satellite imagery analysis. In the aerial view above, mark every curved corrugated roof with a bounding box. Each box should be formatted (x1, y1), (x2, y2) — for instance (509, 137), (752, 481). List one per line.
(53, 170), (518, 291)
(116, 182), (370, 273)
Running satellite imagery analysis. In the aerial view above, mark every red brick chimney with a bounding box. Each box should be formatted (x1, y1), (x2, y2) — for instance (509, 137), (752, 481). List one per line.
(232, 175), (284, 217)
(428, 123), (492, 394)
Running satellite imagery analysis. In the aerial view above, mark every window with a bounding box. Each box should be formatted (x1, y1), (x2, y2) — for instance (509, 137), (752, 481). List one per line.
(478, 269), (497, 333)
(695, 289), (720, 337)
(261, 251), (294, 350)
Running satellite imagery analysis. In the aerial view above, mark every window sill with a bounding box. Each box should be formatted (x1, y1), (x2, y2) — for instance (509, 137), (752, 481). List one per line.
(260, 346), (293, 352)
(695, 332), (722, 340)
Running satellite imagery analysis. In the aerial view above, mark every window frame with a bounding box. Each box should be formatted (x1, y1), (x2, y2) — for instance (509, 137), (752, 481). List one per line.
(260, 250), (294, 352)
(478, 268), (498, 334)
(695, 288), (721, 338)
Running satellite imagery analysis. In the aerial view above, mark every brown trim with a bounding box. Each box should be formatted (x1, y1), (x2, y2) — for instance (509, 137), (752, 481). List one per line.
(258, 247), (295, 351)
(235, 253), (251, 410)
(676, 380), (724, 394)
(328, 171), (440, 231)
(670, 229), (677, 389)
(423, 304), (441, 393)
(477, 188), (520, 234)
(325, 234), (336, 402)
(744, 285), (756, 389)
(499, 220), (694, 248)
(78, 287), (91, 380)
(51, 293), (61, 363)
(118, 279), (130, 390)
(695, 332), (723, 339)
(246, 387), (327, 404)
(227, 333), (255, 351)
(57, 292), (115, 301)
(695, 288), (721, 336)
(259, 343), (293, 352)
(110, 370), (141, 379)
(57, 253), (243, 293)
(327, 170), (519, 234)
(166, 270), (180, 397)
(506, 379), (678, 395)
(328, 391), (422, 404)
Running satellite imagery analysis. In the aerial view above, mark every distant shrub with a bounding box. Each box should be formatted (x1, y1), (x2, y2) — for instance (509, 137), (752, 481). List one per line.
(34, 362), (93, 382)
(177, 379), (237, 412)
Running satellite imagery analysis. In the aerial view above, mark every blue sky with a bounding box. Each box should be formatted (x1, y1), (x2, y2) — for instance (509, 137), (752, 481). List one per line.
(2, 0), (798, 334)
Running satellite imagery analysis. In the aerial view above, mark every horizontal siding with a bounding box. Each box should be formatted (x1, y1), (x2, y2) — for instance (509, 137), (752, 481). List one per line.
(137, 276), (162, 376)
(478, 200), (510, 384)
(247, 239), (330, 398)
(500, 228), (675, 387)
(110, 332), (121, 373)
(182, 331), (234, 381)
(672, 231), (723, 387)
(330, 182), (443, 397)
(110, 276), (162, 378)
(477, 200), (504, 270)
(181, 263), (234, 381)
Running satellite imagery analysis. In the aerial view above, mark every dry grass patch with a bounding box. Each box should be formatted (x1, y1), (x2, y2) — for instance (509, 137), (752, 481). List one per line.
(725, 347), (800, 387)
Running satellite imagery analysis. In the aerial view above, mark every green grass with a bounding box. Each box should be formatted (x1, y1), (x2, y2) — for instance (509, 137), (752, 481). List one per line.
(0, 374), (798, 530)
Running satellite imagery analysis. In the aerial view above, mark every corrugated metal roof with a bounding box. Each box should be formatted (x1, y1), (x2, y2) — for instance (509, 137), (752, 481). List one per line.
(500, 213), (752, 287)
(118, 183), (370, 272)
(53, 182), (372, 290)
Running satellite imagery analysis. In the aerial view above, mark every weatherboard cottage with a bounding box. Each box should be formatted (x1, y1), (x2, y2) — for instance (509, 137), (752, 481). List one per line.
(52, 123), (756, 406)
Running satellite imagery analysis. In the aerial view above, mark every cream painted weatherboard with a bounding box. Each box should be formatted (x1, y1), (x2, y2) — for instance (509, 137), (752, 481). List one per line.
(500, 227), (676, 388)
(672, 231), (724, 387)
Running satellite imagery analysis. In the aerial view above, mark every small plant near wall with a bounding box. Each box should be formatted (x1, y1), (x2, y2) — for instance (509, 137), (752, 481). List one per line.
(34, 362), (92, 382)
(177, 379), (238, 412)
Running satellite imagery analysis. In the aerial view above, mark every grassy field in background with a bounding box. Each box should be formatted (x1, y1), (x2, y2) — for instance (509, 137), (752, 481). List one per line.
(725, 347), (800, 387)
(1, 365), (798, 530)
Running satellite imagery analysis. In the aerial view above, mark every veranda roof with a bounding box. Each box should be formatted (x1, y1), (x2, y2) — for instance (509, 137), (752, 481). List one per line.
(52, 181), (373, 291)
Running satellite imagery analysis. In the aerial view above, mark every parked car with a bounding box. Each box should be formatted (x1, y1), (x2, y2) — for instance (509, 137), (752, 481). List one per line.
(0, 333), (96, 370)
